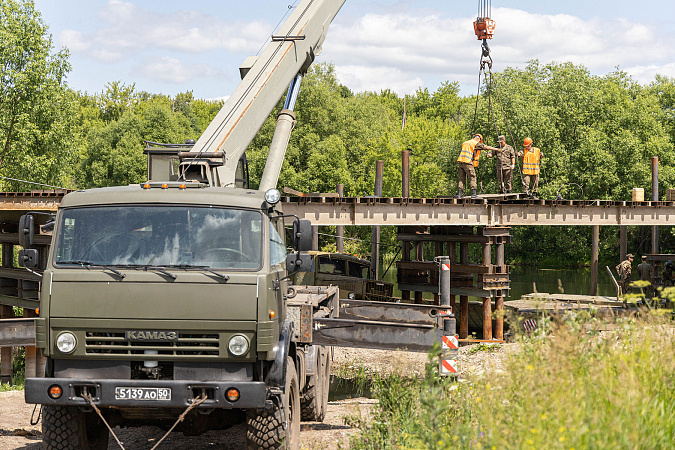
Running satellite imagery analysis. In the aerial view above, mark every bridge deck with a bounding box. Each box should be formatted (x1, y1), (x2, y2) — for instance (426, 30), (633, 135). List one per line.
(282, 196), (675, 226)
(1, 191), (673, 227)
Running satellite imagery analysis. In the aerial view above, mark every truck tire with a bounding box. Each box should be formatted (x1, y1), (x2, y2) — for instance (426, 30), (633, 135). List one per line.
(42, 405), (109, 450)
(247, 357), (300, 449)
(318, 346), (331, 420)
(300, 347), (323, 421)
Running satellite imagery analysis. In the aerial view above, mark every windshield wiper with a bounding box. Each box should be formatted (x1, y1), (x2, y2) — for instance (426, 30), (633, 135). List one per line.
(59, 260), (126, 279)
(163, 264), (230, 281)
(141, 265), (177, 280)
(108, 264), (177, 280)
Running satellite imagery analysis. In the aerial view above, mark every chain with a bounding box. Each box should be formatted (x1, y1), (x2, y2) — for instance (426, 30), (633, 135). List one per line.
(82, 392), (126, 450)
(151, 394), (208, 450)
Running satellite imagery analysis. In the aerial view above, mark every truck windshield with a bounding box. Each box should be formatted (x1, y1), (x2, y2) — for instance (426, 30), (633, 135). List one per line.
(54, 206), (262, 270)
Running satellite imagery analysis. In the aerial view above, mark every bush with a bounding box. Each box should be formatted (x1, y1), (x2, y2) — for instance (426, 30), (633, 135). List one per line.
(350, 313), (675, 449)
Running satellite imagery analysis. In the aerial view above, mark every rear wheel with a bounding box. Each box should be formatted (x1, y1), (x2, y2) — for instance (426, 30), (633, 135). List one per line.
(301, 347), (323, 421)
(42, 405), (109, 450)
(247, 357), (300, 449)
(318, 346), (332, 420)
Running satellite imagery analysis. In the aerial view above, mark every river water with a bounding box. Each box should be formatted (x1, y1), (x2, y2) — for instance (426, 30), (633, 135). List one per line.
(380, 265), (617, 301)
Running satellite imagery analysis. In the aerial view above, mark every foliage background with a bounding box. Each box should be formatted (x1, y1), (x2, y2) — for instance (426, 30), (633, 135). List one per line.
(3, 0), (675, 266)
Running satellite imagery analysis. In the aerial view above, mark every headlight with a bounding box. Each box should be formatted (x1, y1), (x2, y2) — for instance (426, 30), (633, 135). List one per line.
(348, 292), (356, 300)
(264, 188), (281, 205)
(56, 332), (77, 354)
(228, 335), (249, 356)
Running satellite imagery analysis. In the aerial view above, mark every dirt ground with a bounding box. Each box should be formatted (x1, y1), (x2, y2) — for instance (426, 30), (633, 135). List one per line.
(0, 344), (510, 449)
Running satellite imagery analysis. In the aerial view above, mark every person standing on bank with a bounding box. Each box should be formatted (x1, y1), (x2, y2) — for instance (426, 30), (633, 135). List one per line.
(616, 253), (634, 295)
(637, 255), (654, 298)
(521, 137), (543, 199)
(490, 135), (515, 194)
(456, 133), (500, 198)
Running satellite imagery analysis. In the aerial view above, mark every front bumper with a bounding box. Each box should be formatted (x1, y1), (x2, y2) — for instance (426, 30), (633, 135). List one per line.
(25, 377), (267, 409)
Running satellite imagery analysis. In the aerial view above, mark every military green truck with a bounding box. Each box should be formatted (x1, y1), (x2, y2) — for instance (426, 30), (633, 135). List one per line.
(21, 184), (339, 449)
(19, 2), (347, 449)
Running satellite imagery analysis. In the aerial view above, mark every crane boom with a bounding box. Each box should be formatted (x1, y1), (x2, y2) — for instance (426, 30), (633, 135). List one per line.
(184, 0), (346, 188)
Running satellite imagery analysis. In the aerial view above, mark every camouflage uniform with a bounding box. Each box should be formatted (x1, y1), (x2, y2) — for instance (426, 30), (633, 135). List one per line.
(492, 143), (515, 193)
(616, 257), (633, 294)
(637, 259), (654, 297)
(637, 261), (653, 281)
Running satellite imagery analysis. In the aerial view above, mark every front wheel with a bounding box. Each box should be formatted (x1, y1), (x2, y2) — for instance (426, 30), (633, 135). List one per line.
(247, 357), (300, 449)
(42, 405), (109, 450)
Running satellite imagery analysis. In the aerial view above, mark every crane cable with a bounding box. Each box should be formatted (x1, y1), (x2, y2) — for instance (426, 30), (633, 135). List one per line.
(469, 0), (525, 191)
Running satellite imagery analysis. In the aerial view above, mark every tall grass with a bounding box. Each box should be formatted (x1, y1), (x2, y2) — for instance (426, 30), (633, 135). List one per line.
(348, 313), (675, 449)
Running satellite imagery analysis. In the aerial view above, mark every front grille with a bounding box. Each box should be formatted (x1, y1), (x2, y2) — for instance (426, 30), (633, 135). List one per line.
(131, 361), (174, 380)
(365, 280), (394, 302)
(85, 332), (220, 357)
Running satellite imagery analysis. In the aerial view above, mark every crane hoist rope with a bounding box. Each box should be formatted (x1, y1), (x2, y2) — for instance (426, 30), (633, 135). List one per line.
(469, 0), (525, 191)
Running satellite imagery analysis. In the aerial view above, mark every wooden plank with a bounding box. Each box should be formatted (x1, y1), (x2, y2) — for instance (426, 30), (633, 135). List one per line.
(520, 293), (621, 306)
(396, 261), (490, 274)
(397, 233), (491, 243)
(0, 267), (42, 282)
(0, 234), (52, 245)
(397, 283), (494, 298)
(0, 295), (39, 310)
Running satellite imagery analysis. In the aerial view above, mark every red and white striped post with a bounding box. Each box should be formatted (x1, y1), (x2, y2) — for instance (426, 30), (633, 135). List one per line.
(437, 256), (458, 376)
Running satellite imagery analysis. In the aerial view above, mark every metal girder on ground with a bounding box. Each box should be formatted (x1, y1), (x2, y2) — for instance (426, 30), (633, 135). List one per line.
(312, 317), (442, 352)
(337, 299), (448, 326)
(282, 199), (675, 226)
(0, 318), (35, 347)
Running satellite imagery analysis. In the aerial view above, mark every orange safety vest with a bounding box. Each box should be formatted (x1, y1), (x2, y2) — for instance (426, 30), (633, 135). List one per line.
(457, 139), (481, 167)
(523, 147), (541, 175)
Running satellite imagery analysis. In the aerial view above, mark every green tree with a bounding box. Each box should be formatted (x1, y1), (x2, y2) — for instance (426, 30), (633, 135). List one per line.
(76, 96), (196, 188)
(0, 0), (75, 190)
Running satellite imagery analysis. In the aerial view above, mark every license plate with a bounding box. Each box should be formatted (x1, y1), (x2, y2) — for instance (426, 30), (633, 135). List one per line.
(115, 387), (171, 401)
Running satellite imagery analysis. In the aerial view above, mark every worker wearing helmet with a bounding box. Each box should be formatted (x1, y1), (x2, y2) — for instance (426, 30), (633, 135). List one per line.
(520, 137), (544, 199)
(490, 135), (516, 194)
(456, 133), (500, 198)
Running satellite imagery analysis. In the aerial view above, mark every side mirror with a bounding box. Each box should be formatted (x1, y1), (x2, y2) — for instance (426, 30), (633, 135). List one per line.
(19, 249), (39, 268)
(286, 253), (312, 273)
(292, 219), (313, 252)
(19, 214), (34, 248)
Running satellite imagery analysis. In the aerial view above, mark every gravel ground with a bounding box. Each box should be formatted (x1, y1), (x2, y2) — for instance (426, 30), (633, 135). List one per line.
(0, 344), (514, 449)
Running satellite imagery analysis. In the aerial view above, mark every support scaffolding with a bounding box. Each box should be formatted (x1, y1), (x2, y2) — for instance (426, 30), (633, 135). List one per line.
(395, 226), (510, 340)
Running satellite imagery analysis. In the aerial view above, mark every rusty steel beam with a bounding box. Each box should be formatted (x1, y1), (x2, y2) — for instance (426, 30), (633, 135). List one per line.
(336, 184), (344, 253)
(652, 156), (659, 255)
(0, 318), (35, 347)
(312, 317), (442, 352)
(282, 200), (675, 226)
(338, 299), (446, 326)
